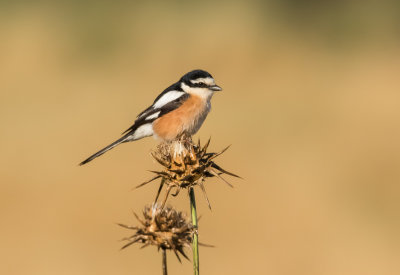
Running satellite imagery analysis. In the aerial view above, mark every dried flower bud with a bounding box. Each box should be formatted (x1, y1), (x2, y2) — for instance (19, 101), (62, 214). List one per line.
(137, 136), (240, 209)
(118, 204), (194, 262)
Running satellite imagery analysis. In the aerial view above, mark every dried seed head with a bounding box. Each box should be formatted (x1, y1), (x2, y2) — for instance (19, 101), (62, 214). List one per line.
(137, 136), (241, 209)
(118, 204), (194, 261)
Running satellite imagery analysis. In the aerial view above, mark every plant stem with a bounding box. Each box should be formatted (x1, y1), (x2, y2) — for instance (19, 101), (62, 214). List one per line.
(162, 248), (168, 275)
(189, 187), (199, 275)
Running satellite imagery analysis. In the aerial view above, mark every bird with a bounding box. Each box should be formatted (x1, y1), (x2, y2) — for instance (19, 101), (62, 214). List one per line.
(79, 69), (222, 165)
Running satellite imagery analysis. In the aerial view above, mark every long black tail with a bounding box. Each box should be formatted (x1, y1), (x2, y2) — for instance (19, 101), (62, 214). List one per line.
(79, 134), (132, 166)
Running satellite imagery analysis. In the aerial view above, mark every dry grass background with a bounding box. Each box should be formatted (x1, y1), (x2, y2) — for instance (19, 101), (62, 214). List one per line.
(1, 1), (399, 274)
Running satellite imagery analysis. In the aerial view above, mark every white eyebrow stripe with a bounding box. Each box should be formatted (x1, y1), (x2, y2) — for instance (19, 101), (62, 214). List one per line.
(145, 111), (160, 120)
(190, 77), (215, 85)
(153, 91), (185, 108)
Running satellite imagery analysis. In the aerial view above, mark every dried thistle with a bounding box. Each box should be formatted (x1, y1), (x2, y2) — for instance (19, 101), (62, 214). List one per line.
(136, 136), (241, 209)
(118, 204), (194, 262)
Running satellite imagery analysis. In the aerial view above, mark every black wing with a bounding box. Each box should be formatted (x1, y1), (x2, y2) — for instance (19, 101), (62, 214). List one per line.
(136, 82), (183, 119)
(122, 93), (189, 135)
(79, 88), (189, 165)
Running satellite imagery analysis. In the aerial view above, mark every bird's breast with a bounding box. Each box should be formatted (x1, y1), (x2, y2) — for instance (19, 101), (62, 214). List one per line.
(152, 94), (211, 141)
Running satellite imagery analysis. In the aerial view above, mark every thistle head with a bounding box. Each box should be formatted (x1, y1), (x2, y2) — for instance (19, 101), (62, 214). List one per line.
(137, 136), (240, 209)
(118, 204), (194, 262)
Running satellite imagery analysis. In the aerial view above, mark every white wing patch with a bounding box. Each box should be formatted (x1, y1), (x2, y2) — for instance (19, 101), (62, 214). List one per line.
(145, 111), (160, 120)
(137, 108), (154, 119)
(132, 124), (153, 140)
(153, 91), (184, 108)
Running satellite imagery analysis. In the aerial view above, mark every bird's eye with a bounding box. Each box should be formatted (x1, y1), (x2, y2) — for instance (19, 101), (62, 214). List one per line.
(198, 82), (206, 87)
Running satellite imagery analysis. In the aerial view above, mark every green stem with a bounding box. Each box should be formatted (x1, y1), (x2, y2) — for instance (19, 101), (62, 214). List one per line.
(189, 187), (199, 275)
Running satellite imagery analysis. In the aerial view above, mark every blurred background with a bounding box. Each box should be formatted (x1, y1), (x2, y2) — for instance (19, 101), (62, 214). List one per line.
(1, 0), (399, 274)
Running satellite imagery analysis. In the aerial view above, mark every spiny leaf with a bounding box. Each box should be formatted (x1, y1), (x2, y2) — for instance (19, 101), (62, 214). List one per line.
(199, 182), (212, 210)
(120, 238), (140, 250)
(199, 242), (215, 248)
(210, 168), (233, 188)
(154, 179), (165, 203)
(149, 170), (170, 177)
(201, 137), (211, 157)
(133, 211), (146, 226)
(140, 243), (150, 249)
(116, 223), (139, 230)
(160, 185), (172, 209)
(177, 246), (190, 260)
(169, 169), (185, 174)
(135, 175), (161, 189)
(151, 152), (170, 168)
(211, 163), (242, 178)
(208, 145), (231, 160)
(173, 248), (182, 263)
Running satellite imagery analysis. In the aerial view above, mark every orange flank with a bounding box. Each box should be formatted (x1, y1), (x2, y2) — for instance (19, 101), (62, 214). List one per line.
(153, 94), (208, 141)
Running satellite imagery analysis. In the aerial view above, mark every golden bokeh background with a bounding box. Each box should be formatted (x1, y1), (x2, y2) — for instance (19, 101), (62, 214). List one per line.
(1, 1), (399, 274)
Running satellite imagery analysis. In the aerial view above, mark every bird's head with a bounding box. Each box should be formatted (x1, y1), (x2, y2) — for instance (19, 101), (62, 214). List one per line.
(180, 70), (222, 99)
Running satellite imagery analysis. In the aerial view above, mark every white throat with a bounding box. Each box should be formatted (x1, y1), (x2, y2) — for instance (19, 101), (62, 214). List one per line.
(181, 83), (214, 101)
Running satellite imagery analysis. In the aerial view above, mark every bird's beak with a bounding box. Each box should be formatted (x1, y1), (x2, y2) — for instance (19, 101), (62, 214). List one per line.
(210, 85), (222, 91)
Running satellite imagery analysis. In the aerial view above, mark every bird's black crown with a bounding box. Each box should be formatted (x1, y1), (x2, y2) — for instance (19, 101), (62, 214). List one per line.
(180, 69), (213, 85)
